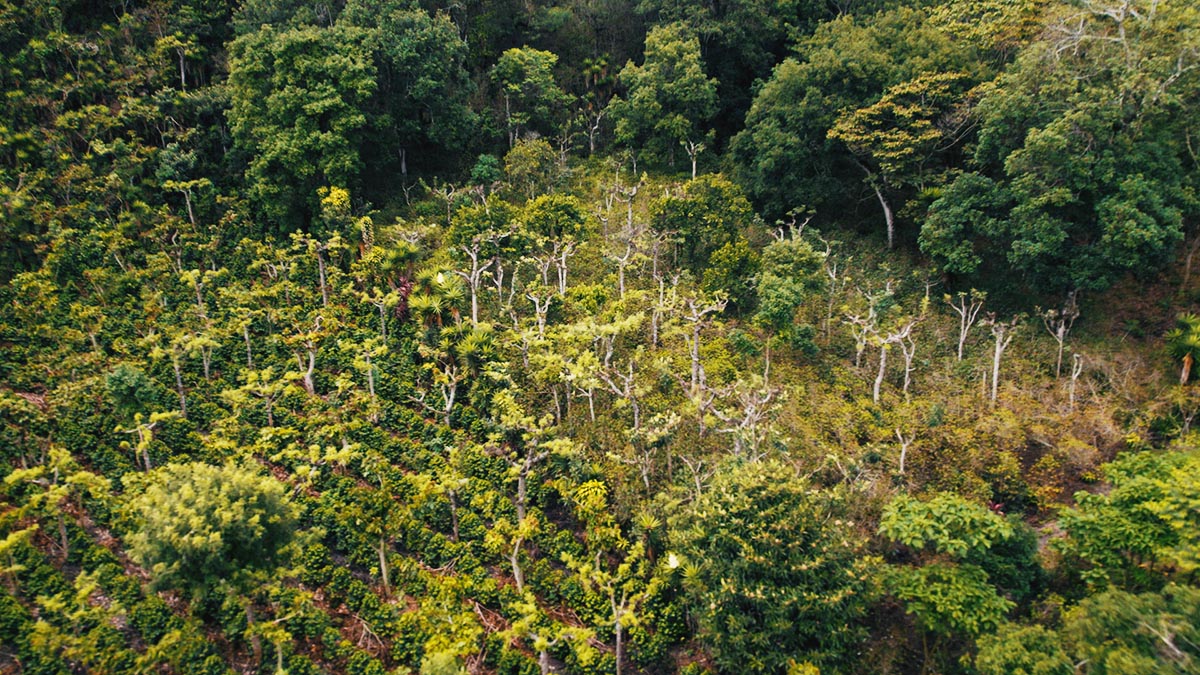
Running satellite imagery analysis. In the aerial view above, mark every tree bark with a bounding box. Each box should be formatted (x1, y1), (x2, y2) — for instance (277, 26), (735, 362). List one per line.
(871, 182), (895, 249)
(873, 345), (888, 404)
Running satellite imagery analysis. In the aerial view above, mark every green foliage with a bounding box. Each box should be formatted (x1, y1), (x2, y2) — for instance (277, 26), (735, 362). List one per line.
(105, 365), (160, 417)
(1056, 450), (1196, 589)
(227, 24), (377, 229)
(754, 235), (824, 334)
(732, 7), (976, 220)
(879, 493), (1013, 558)
(1062, 584), (1200, 675)
(504, 139), (560, 199)
(918, 172), (1010, 276)
(651, 173), (759, 273)
(4, 3), (1200, 674)
(492, 47), (570, 145)
(964, 516), (1046, 608)
(668, 460), (871, 673)
(342, 0), (476, 174)
(702, 238), (760, 316)
(886, 562), (1014, 636)
(926, 1), (1200, 292)
(124, 462), (301, 599)
(975, 623), (1072, 675)
(1166, 314), (1200, 384)
(608, 22), (718, 167)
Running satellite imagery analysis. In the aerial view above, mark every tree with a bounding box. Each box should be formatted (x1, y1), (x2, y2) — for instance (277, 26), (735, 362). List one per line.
(732, 8), (975, 221)
(925, 1), (1200, 293)
(946, 289), (987, 361)
(341, 0), (476, 176)
(522, 194), (588, 295)
(1062, 584), (1200, 675)
(920, 173), (1011, 278)
(975, 624), (1072, 675)
(669, 460), (871, 673)
(608, 22), (717, 169)
(1041, 290), (1079, 379)
(828, 71), (972, 249)
(984, 313), (1020, 404)
(1057, 448), (1200, 589)
(563, 539), (654, 675)
(504, 593), (596, 675)
(124, 462), (300, 600)
(879, 493), (1017, 672)
(886, 562), (1015, 637)
(636, 0), (823, 141)
(448, 202), (514, 325)
(227, 24), (377, 229)
(491, 47), (570, 146)
(880, 493), (1014, 559)
(3, 447), (110, 560)
(650, 174), (760, 274)
(503, 138), (560, 199)
(223, 368), (289, 427)
(753, 233), (825, 339)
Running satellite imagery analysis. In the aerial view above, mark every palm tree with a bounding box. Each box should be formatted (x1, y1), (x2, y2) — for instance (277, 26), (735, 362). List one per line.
(1166, 313), (1200, 384)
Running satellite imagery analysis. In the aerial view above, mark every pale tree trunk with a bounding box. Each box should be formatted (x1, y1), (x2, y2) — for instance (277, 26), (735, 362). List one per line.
(316, 248), (329, 309)
(872, 183), (895, 250)
(896, 429), (913, 475)
(874, 344), (888, 404)
(510, 536), (525, 593)
(243, 323), (254, 368)
(986, 315), (1018, 404)
(1069, 353), (1084, 411)
(948, 291), (985, 361)
(377, 536), (390, 595)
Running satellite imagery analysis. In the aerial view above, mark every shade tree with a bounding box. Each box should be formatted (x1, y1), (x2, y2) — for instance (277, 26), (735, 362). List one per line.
(491, 47), (571, 147)
(668, 460), (871, 673)
(341, 0), (476, 177)
(879, 493), (1018, 671)
(227, 24), (377, 230)
(922, 0), (1200, 293)
(608, 22), (718, 170)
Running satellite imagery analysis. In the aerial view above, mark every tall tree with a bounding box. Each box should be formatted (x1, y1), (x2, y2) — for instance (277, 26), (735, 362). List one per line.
(923, 0), (1200, 292)
(732, 8), (975, 222)
(227, 24), (377, 230)
(491, 46), (570, 147)
(608, 22), (718, 169)
(341, 0), (476, 178)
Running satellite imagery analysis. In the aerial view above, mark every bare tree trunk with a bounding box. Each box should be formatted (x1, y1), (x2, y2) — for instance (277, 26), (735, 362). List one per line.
(896, 429), (912, 475)
(510, 536), (525, 593)
(316, 249), (329, 309)
(992, 335), (1003, 403)
(378, 536), (390, 595)
(948, 291), (985, 361)
(243, 323), (254, 368)
(870, 182), (895, 249)
(1069, 353), (1083, 411)
(614, 601), (625, 675)
(516, 471), (527, 522)
(874, 345), (888, 404)
(987, 316), (1018, 404)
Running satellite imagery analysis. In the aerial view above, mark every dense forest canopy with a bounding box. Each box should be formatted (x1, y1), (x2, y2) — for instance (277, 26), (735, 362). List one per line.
(2, 1), (1200, 674)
